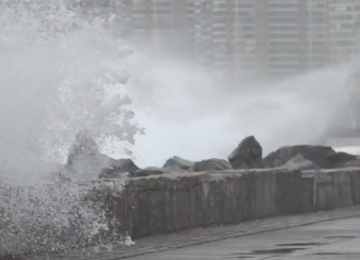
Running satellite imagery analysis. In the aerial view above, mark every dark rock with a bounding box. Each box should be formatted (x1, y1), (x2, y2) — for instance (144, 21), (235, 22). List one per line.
(280, 154), (320, 171)
(67, 130), (140, 179)
(329, 152), (359, 167)
(67, 151), (109, 178)
(264, 145), (358, 169)
(67, 130), (99, 166)
(66, 131), (105, 177)
(228, 136), (266, 169)
(343, 159), (360, 168)
(98, 158), (139, 178)
(163, 156), (194, 171)
(192, 158), (232, 172)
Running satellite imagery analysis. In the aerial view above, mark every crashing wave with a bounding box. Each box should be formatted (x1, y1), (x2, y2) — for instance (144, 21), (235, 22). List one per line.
(0, 0), (140, 257)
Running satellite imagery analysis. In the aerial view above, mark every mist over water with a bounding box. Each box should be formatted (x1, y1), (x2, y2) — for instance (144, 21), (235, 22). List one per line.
(127, 58), (356, 167)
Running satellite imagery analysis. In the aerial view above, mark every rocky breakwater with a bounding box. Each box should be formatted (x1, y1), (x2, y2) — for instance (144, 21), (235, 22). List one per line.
(82, 135), (360, 239)
(95, 135), (269, 179)
(68, 133), (358, 180)
(4, 132), (360, 258)
(65, 132), (270, 180)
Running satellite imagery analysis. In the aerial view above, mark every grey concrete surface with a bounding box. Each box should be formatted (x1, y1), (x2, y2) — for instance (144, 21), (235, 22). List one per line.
(19, 168), (360, 259)
(128, 217), (360, 260)
(39, 206), (360, 260)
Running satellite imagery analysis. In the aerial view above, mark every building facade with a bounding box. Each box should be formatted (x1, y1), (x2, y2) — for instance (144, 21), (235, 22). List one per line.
(77, 0), (360, 78)
(328, 0), (360, 63)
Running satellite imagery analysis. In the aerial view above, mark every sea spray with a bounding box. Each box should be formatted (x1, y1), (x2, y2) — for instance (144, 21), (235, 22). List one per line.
(0, 0), (139, 257)
(0, 0), (358, 257)
(0, 180), (131, 257)
(0, 0), (357, 172)
(127, 58), (357, 167)
(0, 0), (143, 177)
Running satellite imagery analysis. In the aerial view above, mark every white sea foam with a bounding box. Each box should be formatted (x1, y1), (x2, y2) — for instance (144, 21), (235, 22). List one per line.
(0, 1), (135, 256)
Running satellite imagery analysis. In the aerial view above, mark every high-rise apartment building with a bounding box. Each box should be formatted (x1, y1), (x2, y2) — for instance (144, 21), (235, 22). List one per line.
(78, 0), (189, 50)
(186, 0), (267, 75)
(236, 0), (360, 77)
(307, 0), (329, 70)
(260, 0), (329, 77)
(232, 0), (268, 73)
(328, 0), (360, 63)
(187, 1), (234, 73)
(77, 0), (360, 78)
(114, 0), (191, 52)
(185, 0), (359, 77)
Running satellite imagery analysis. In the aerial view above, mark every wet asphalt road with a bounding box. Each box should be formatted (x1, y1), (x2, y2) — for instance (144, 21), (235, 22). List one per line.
(128, 217), (360, 260)
(33, 207), (360, 260)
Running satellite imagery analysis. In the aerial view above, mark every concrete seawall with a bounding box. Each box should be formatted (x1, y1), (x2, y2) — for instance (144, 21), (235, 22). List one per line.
(103, 168), (360, 238)
(4, 168), (360, 258)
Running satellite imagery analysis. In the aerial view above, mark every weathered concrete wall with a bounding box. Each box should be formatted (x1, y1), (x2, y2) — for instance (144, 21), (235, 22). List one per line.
(103, 168), (360, 238)
(304, 168), (360, 211)
(3, 168), (360, 258)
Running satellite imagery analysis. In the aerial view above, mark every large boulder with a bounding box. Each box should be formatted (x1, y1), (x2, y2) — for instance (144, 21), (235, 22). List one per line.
(343, 159), (360, 168)
(67, 130), (99, 166)
(163, 156), (194, 171)
(128, 156), (195, 178)
(192, 158), (232, 172)
(228, 136), (266, 169)
(264, 145), (357, 169)
(333, 152), (360, 167)
(98, 158), (140, 178)
(280, 153), (320, 171)
(66, 130), (104, 177)
(67, 131), (140, 179)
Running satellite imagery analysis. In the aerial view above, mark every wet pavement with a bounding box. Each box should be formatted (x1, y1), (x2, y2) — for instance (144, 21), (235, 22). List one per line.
(31, 206), (360, 260)
(128, 217), (360, 260)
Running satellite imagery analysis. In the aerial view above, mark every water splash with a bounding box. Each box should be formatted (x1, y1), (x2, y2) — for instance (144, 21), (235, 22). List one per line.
(125, 57), (356, 167)
(0, 1), (138, 257)
(0, 181), (128, 257)
(0, 0), (357, 257)
(0, 0), (142, 181)
(0, 0), (354, 175)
